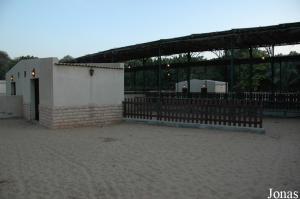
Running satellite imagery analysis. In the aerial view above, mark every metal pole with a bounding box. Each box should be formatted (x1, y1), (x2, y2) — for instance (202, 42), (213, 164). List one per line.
(249, 47), (253, 91)
(176, 67), (179, 96)
(230, 48), (234, 92)
(279, 60), (282, 92)
(187, 52), (191, 96)
(142, 58), (146, 92)
(158, 48), (162, 97)
(224, 49), (229, 83)
(271, 45), (275, 92)
(133, 71), (136, 92)
(111, 52), (114, 63)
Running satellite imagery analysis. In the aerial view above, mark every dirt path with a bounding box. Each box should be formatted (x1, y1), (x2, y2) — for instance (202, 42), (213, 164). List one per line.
(0, 118), (299, 199)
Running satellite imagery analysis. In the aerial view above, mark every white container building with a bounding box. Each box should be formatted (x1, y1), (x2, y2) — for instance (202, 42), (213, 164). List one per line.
(5, 58), (124, 128)
(175, 79), (228, 93)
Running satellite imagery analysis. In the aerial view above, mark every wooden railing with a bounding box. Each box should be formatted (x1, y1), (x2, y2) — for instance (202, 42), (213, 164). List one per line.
(123, 97), (263, 128)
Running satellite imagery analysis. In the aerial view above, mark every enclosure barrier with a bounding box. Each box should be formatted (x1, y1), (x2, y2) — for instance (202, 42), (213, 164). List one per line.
(123, 97), (263, 128)
(141, 92), (300, 112)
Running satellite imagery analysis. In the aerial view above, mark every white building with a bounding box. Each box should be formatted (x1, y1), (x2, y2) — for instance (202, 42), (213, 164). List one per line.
(5, 58), (124, 128)
(175, 79), (228, 93)
(0, 80), (6, 95)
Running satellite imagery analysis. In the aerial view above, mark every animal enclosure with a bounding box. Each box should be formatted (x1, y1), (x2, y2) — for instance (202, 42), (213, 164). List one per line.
(123, 97), (263, 128)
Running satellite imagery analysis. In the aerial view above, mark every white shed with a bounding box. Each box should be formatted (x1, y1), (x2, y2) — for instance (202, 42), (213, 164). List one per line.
(175, 79), (228, 93)
(5, 58), (124, 128)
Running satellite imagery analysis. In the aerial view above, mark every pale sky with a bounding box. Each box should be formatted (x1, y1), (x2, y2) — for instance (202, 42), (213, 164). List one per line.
(1, 0), (300, 59)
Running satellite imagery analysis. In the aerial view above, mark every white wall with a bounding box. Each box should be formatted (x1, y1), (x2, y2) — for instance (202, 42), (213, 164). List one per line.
(206, 81), (215, 92)
(5, 58), (56, 120)
(52, 63), (124, 107)
(176, 79), (203, 92)
(0, 96), (23, 118)
(5, 59), (124, 116)
(191, 79), (204, 92)
(215, 83), (227, 93)
(38, 59), (55, 107)
(0, 80), (6, 95)
(176, 80), (187, 92)
(5, 58), (55, 106)
(175, 79), (227, 93)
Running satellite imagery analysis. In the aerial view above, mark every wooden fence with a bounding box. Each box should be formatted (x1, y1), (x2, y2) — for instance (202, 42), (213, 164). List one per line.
(123, 97), (263, 128)
(143, 92), (300, 111)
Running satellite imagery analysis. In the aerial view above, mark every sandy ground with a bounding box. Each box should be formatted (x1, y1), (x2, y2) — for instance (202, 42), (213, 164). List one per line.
(0, 118), (299, 199)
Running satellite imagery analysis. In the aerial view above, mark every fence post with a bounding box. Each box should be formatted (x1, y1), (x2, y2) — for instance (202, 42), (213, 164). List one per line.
(254, 101), (258, 128)
(123, 100), (126, 118)
(204, 99), (208, 124)
(157, 97), (161, 121)
(258, 101), (262, 127)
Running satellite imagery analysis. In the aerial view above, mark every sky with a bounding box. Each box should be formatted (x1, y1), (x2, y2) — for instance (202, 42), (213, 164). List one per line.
(1, 0), (300, 59)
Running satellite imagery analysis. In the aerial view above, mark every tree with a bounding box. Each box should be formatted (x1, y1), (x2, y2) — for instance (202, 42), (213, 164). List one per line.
(221, 48), (270, 91)
(0, 51), (37, 80)
(289, 51), (299, 56)
(0, 51), (11, 80)
(59, 55), (74, 63)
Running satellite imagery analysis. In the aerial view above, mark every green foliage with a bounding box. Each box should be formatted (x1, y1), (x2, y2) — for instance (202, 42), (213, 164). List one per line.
(0, 51), (11, 80)
(125, 49), (300, 92)
(125, 54), (207, 90)
(59, 55), (74, 63)
(0, 51), (37, 80)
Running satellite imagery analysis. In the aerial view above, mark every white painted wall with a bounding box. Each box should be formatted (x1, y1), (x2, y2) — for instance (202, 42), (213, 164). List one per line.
(5, 58), (124, 121)
(215, 82), (227, 93)
(5, 58), (55, 107)
(175, 79), (227, 93)
(0, 80), (6, 95)
(0, 96), (23, 118)
(5, 58), (56, 120)
(52, 63), (124, 107)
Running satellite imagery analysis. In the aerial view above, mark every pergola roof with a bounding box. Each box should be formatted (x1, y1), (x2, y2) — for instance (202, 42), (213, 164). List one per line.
(74, 22), (300, 63)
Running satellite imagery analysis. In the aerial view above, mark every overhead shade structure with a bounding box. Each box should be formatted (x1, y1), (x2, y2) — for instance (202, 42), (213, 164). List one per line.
(73, 22), (300, 63)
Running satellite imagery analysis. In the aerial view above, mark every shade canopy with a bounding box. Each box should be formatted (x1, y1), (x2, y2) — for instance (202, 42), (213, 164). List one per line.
(74, 22), (300, 63)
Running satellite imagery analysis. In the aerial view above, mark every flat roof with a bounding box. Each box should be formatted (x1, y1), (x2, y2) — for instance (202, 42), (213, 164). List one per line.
(55, 63), (123, 70)
(74, 22), (300, 63)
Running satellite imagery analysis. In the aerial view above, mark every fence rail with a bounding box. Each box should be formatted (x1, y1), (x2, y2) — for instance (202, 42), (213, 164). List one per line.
(123, 97), (263, 128)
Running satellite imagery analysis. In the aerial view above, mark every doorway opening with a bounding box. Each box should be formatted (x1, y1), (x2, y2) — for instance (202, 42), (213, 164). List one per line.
(32, 79), (39, 120)
(11, 82), (16, 95)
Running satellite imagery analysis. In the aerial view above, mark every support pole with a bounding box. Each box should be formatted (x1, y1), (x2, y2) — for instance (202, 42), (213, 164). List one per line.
(271, 45), (275, 92)
(230, 48), (235, 92)
(279, 60), (282, 92)
(249, 47), (253, 91)
(111, 52), (114, 63)
(133, 71), (136, 92)
(142, 58), (146, 92)
(158, 48), (162, 97)
(224, 49), (229, 83)
(176, 67), (179, 96)
(187, 52), (191, 96)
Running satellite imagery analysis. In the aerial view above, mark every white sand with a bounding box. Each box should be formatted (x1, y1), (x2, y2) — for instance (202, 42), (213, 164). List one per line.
(0, 118), (299, 199)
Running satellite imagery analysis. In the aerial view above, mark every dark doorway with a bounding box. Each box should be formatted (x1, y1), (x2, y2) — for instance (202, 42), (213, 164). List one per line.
(33, 79), (39, 120)
(11, 82), (16, 95)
